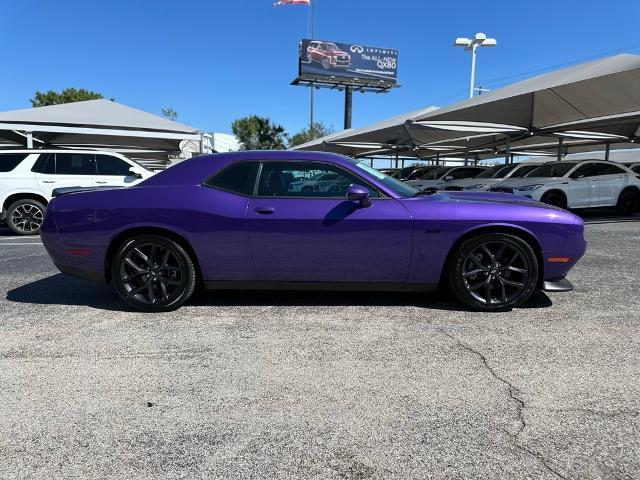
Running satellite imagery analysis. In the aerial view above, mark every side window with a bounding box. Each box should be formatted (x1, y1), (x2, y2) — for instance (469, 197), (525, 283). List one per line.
(204, 162), (259, 195)
(55, 153), (96, 175)
(96, 154), (133, 176)
(596, 164), (626, 175)
(0, 153), (29, 172)
(632, 165), (640, 174)
(449, 168), (475, 179)
(256, 162), (379, 198)
(32, 153), (55, 174)
(570, 163), (596, 178)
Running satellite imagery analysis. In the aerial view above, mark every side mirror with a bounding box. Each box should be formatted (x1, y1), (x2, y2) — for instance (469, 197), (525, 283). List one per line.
(346, 184), (372, 208)
(444, 175), (454, 181)
(129, 166), (144, 179)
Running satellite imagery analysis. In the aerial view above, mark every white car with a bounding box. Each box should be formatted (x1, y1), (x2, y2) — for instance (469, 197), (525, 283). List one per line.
(491, 159), (640, 214)
(440, 162), (546, 191)
(404, 165), (486, 191)
(0, 150), (153, 235)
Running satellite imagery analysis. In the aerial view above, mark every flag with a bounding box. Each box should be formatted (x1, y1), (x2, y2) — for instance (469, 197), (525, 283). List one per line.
(272, 0), (310, 6)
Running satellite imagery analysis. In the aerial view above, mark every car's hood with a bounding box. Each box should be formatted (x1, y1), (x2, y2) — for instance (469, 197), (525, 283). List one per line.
(412, 190), (574, 210)
(444, 178), (503, 189)
(493, 177), (566, 189)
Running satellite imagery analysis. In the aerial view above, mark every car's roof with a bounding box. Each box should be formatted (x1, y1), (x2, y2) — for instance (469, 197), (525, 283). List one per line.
(140, 150), (358, 187)
(0, 148), (123, 155)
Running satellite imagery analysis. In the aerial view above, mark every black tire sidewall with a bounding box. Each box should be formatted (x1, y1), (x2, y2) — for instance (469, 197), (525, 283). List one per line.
(7, 199), (46, 235)
(448, 233), (539, 312)
(111, 235), (196, 312)
(541, 191), (566, 209)
(617, 189), (639, 215)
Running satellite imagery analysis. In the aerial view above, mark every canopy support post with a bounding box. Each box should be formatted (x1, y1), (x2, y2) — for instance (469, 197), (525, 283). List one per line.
(504, 135), (511, 165)
(464, 145), (469, 166)
(395, 149), (399, 169)
(557, 137), (564, 161)
(344, 86), (353, 130)
(605, 143), (611, 161)
(436, 152), (440, 166)
(26, 131), (33, 149)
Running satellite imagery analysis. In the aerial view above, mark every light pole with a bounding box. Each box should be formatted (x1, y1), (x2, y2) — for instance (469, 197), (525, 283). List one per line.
(454, 33), (497, 99)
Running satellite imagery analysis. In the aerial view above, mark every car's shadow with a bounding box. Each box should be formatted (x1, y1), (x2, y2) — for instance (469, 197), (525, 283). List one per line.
(6, 273), (553, 313)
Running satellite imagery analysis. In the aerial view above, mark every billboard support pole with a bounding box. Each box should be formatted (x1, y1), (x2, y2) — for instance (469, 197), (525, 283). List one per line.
(344, 86), (352, 130)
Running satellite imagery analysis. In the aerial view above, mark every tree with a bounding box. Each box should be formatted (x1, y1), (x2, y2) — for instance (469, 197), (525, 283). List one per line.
(30, 88), (104, 107)
(231, 115), (288, 150)
(161, 107), (178, 121)
(288, 122), (333, 147)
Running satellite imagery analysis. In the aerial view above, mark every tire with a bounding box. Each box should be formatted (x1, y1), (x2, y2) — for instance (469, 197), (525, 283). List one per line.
(111, 234), (196, 312)
(6, 199), (46, 235)
(616, 189), (639, 216)
(540, 191), (567, 209)
(322, 58), (331, 70)
(447, 233), (539, 312)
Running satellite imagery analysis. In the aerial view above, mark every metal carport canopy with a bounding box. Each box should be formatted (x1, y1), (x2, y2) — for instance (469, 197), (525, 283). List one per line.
(0, 99), (201, 160)
(294, 54), (640, 160)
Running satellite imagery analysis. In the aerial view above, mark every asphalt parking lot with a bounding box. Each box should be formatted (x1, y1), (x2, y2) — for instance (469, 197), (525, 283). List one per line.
(0, 212), (639, 480)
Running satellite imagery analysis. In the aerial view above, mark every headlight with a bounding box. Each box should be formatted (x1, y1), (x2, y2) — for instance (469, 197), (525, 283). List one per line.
(516, 184), (544, 191)
(463, 184), (486, 190)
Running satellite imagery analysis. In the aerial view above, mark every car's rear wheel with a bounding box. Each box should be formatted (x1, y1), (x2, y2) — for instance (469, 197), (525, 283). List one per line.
(448, 233), (538, 312)
(616, 189), (639, 215)
(6, 199), (46, 235)
(540, 191), (567, 209)
(112, 235), (196, 312)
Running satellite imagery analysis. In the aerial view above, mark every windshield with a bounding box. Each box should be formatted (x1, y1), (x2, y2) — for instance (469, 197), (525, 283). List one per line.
(419, 167), (451, 180)
(354, 162), (418, 198)
(325, 43), (339, 50)
(527, 162), (578, 178)
(406, 166), (437, 180)
(511, 164), (542, 178)
(476, 164), (517, 179)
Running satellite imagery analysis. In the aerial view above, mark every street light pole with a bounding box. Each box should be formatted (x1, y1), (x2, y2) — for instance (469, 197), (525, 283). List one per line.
(454, 33), (497, 99)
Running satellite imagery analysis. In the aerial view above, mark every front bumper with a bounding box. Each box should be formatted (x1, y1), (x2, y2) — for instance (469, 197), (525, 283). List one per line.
(542, 278), (574, 292)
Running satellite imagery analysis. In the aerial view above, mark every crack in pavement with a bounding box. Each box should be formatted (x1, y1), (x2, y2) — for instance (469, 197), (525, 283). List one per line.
(430, 322), (568, 480)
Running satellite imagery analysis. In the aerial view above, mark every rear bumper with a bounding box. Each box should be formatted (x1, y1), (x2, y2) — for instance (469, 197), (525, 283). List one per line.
(54, 262), (106, 284)
(542, 278), (574, 292)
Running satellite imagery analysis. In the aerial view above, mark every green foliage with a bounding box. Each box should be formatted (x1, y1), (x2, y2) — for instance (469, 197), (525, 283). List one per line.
(30, 88), (104, 107)
(161, 107), (178, 121)
(231, 115), (288, 150)
(288, 122), (333, 148)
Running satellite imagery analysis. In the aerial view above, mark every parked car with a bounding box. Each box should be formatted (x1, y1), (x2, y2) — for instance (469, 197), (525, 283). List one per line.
(404, 166), (440, 181)
(307, 41), (351, 69)
(0, 150), (152, 235)
(288, 171), (350, 193)
(490, 160), (640, 214)
(630, 163), (640, 174)
(405, 166), (486, 191)
(379, 168), (400, 178)
(442, 162), (546, 191)
(41, 151), (586, 313)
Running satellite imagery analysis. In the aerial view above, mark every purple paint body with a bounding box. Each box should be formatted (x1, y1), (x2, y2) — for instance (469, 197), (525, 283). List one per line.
(40, 151), (586, 290)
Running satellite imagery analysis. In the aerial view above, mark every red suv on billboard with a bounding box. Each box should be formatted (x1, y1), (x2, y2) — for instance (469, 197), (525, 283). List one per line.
(306, 41), (351, 70)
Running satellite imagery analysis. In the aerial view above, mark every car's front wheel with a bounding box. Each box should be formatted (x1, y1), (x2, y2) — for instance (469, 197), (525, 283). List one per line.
(112, 235), (196, 312)
(448, 233), (539, 312)
(6, 198), (46, 235)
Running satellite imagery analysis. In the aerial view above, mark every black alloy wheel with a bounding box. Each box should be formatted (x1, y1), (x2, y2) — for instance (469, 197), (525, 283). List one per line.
(7, 199), (46, 235)
(616, 189), (639, 216)
(112, 235), (196, 312)
(540, 191), (567, 209)
(448, 233), (538, 312)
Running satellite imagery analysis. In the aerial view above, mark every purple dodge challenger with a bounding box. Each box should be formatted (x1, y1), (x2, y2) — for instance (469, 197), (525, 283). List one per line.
(40, 151), (586, 312)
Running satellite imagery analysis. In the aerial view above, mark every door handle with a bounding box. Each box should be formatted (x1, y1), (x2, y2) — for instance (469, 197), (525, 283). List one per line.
(95, 181), (108, 184)
(254, 207), (275, 215)
(42, 180), (56, 184)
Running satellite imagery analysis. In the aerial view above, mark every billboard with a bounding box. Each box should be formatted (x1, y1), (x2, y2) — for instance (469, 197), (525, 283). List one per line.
(298, 39), (398, 87)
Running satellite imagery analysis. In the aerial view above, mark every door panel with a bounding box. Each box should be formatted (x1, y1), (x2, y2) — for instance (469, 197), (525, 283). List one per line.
(246, 198), (413, 282)
(565, 178), (591, 208)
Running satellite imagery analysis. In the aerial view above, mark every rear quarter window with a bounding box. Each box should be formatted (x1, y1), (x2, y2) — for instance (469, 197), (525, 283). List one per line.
(203, 162), (259, 195)
(0, 153), (29, 172)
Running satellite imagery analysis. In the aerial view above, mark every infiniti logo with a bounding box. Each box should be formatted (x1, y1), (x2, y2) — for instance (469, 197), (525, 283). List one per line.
(350, 45), (364, 54)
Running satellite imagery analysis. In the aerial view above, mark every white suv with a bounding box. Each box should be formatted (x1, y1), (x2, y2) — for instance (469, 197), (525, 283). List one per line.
(0, 150), (153, 235)
(491, 160), (640, 214)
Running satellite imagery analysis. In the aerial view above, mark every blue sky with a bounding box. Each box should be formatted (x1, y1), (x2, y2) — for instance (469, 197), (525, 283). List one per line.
(1, 0), (639, 137)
